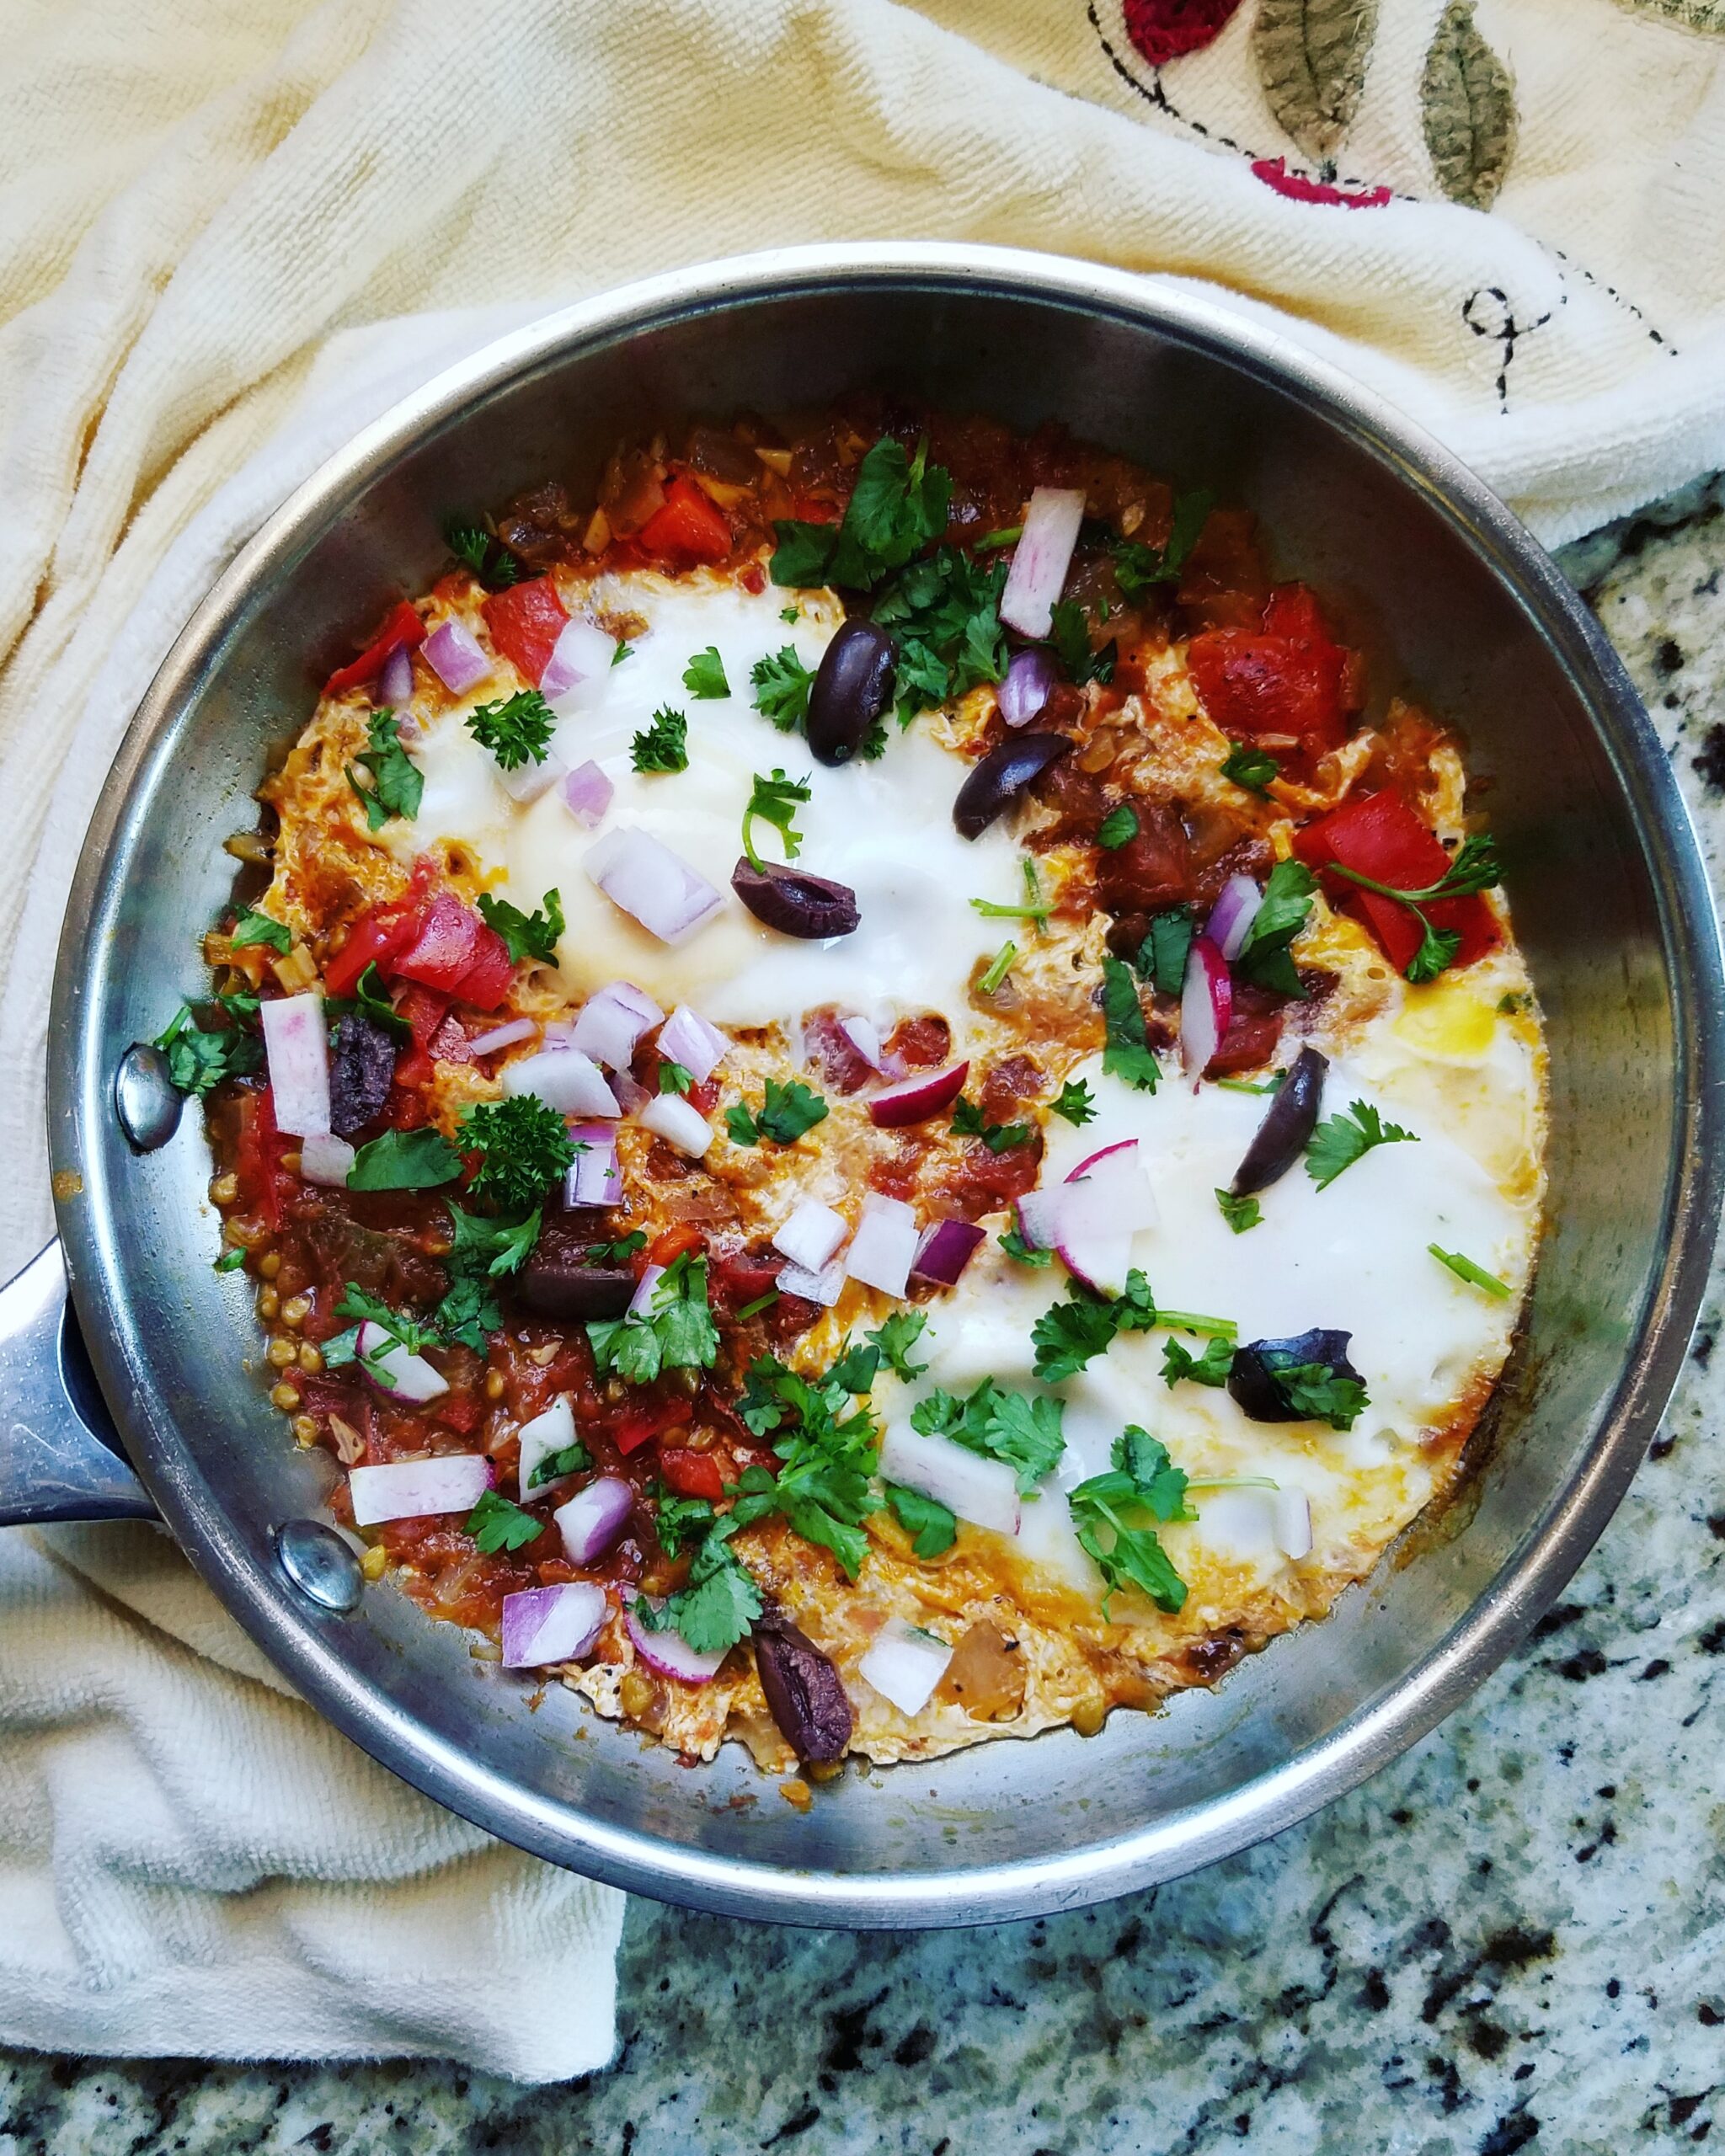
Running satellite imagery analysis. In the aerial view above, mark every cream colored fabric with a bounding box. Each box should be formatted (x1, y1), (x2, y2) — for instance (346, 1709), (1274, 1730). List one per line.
(1, 0), (1721, 2074)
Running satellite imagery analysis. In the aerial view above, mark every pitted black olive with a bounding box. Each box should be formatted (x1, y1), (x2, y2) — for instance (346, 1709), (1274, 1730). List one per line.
(1231, 1047), (1329, 1196)
(328, 1013), (398, 1135)
(754, 1613), (854, 1764)
(1227, 1328), (1364, 1423)
(731, 858), (861, 939)
(952, 732), (1072, 840)
(807, 621), (895, 767)
(516, 1256), (637, 1322)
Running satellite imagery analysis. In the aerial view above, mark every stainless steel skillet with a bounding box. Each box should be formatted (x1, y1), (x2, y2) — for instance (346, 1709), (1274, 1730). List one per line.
(3, 244), (1720, 1928)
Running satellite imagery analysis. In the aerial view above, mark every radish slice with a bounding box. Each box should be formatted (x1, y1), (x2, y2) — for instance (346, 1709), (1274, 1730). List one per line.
(628, 1263), (664, 1317)
(638, 1092), (713, 1159)
(1013, 1188), (1064, 1251)
(378, 644), (414, 707)
(772, 1198), (848, 1273)
(1055, 1139), (1158, 1296)
(422, 619), (490, 694)
(561, 759), (615, 828)
(859, 1620), (953, 1717)
(844, 1193), (919, 1298)
(542, 618), (619, 703)
(777, 1256), (846, 1307)
(564, 1123), (622, 1207)
(911, 1218), (985, 1285)
(868, 1060), (969, 1129)
(355, 1321), (449, 1404)
(348, 1453), (489, 1526)
(1182, 935), (1233, 1079)
(501, 1582), (607, 1668)
(501, 1045), (618, 1118)
(997, 646), (1057, 728)
(1000, 488), (1087, 640)
(659, 1004), (729, 1084)
(585, 826), (724, 945)
(1205, 874), (1261, 963)
(496, 745), (568, 805)
(626, 1599), (728, 1682)
(467, 1016), (536, 1057)
(571, 980), (664, 1068)
(259, 993), (330, 1139)
(515, 1395), (580, 1500)
(298, 1132), (355, 1187)
(878, 1423), (1019, 1537)
(554, 1476), (634, 1565)
(1273, 1487), (1313, 1561)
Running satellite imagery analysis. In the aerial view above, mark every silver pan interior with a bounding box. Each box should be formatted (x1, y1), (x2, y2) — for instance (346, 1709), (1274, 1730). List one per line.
(47, 246), (1725, 1927)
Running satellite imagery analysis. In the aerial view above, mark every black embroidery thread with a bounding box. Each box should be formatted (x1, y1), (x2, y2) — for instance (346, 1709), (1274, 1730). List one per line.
(1461, 285), (1551, 411)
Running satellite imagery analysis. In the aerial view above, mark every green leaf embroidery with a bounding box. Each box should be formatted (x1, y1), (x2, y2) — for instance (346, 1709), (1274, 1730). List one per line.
(1253, 0), (1381, 163)
(1420, 0), (1518, 211)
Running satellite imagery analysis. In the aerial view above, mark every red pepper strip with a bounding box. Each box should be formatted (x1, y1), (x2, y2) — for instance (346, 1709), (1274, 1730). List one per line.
(658, 1448), (725, 1501)
(481, 576), (569, 687)
(236, 1085), (285, 1231)
(1294, 787), (1498, 976)
(323, 900), (424, 1000)
(614, 1398), (689, 1455)
(649, 1224), (706, 1267)
(638, 476), (732, 565)
(323, 600), (425, 697)
(393, 889), (483, 993)
(448, 925), (515, 1012)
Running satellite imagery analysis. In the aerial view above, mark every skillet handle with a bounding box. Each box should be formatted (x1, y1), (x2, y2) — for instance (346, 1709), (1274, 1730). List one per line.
(0, 1241), (157, 1525)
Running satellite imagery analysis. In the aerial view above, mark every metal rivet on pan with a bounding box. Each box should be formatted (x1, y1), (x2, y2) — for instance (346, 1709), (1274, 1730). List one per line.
(113, 1042), (183, 1152)
(274, 1519), (365, 1615)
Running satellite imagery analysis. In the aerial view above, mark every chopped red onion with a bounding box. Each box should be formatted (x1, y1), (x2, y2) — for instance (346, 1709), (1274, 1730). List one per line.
(500, 1582), (607, 1668)
(467, 1016), (537, 1057)
(609, 1070), (651, 1115)
(628, 1262), (664, 1317)
(422, 618), (490, 694)
(776, 1255), (846, 1307)
(1000, 487), (1087, 640)
(1205, 874), (1262, 963)
(585, 826), (724, 945)
(867, 1059), (969, 1129)
(1274, 1487), (1313, 1561)
(1055, 1139), (1158, 1297)
(496, 745), (568, 805)
(911, 1218), (985, 1286)
(659, 1003), (729, 1085)
(772, 1198), (848, 1273)
(561, 760), (615, 829)
(298, 1132), (355, 1187)
(553, 1476), (635, 1566)
(1182, 934), (1233, 1080)
(878, 1423), (1019, 1536)
(378, 644), (414, 708)
(259, 993), (330, 1139)
(625, 1599), (728, 1683)
(355, 1321), (450, 1404)
(501, 1045), (618, 1117)
(837, 1014), (885, 1071)
(638, 1092), (713, 1158)
(997, 646), (1058, 728)
(570, 980), (665, 1067)
(348, 1453), (489, 1526)
(858, 1620), (953, 1717)
(843, 1193), (919, 1298)
(515, 1395), (581, 1499)
(542, 618), (619, 704)
(564, 1123), (622, 1207)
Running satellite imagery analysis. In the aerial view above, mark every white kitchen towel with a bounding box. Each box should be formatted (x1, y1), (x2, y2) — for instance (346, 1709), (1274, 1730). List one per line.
(1, 0), (1722, 2078)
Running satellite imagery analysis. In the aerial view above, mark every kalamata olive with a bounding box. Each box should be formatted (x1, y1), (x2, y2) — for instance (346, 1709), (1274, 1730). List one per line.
(731, 858), (860, 939)
(1228, 1329), (1363, 1423)
(807, 621), (895, 767)
(516, 1254), (637, 1321)
(1230, 1046), (1329, 1196)
(328, 1013), (398, 1135)
(952, 732), (1072, 840)
(754, 1613), (853, 1764)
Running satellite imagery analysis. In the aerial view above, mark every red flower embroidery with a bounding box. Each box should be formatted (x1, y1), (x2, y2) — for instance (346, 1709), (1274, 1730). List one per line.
(1250, 157), (1393, 209)
(1122, 0), (1245, 67)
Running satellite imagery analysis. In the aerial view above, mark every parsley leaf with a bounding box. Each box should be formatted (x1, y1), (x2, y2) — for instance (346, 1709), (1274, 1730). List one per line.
(445, 516), (522, 590)
(1069, 1428), (1193, 1616)
(682, 646), (730, 699)
(1110, 489), (1213, 595)
(458, 1095), (577, 1209)
(466, 1490), (546, 1555)
(638, 1516), (762, 1653)
(1429, 1244), (1512, 1299)
(586, 1252), (718, 1388)
(726, 1360), (881, 1577)
(325, 960), (409, 1041)
(1323, 832), (1502, 984)
(1162, 1335), (1233, 1388)
(466, 690), (555, 771)
(729, 1077), (828, 1147)
(214, 1246), (248, 1274)
(658, 1060), (693, 1096)
(651, 1486), (715, 1559)
(1215, 1187), (1263, 1235)
(153, 1002), (263, 1097)
(631, 706), (689, 774)
(1000, 1226), (1054, 1267)
(1137, 907), (1195, 999)
(529, 1441), (592, 1490)
(1100, 956), (1159, 1091)
(770, 435), (953, 593)
(1233, 857), (1316, 999)
(724, 1102), (760, 1146)
(1052, 1078), (1096, 1127)
(1274, 1362), (1370, 1431)
(476, 887), (563, 966)
(750, 646), (816, 732)
(741, 767), (810, 871)
(345, 709), (423, 830)
(885, 1482), (957, 1559)
(872, 545), (1008, 724)
(1031, 1289), (1122, 1384)
(951, 1097), (1031, 1154)
(231, 908), (290, 953)
(1220, 741), (1279, 796)
(346, 1125), (462, 1191)
(435, 1203), (542, 1345)
(1097, 803), (1140, 851)
(913, 1379), (1065, 1494)
(1049, 599), (1115, 686)
(868, 1309), (930, 1380)
(1305, 1098), (1418, 1191)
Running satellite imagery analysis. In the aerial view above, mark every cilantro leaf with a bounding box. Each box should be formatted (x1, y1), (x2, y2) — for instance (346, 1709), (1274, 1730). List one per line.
(1100, 956), (1160, 1091)
(825, 1340), (882, 1395)
(1220, 742), (1279, 796)
(231, 908), (290, 953)
(1049, 599), (1115, 686)
(1030, 1289), (1120, 1384)
(1052, 1078), (1096, 1127)
(872, 546), (1007, 724)
(529, 1441), (592, 1490)
(1110, 489), (1213, 595)
(1429, 1244), (1512, 1299)
(769, 435), (952, 594)
(658, 1060), (693, 1096)
(458, 1095), (577, 1209)
(951, 1097), (1031, 1154)
(345, 709), (423, 830)
(741, 767), (809, 871)
(1162, 1335), (1233, 1388)
(153, 1002), (263, 1097)
(1137, 907), (1195, 999)
(476, 887), (563, 965)
(1069, 1427), (1193, 1616)
(868, 1309), (930, 1380)
(750, 647), (816, 732)
(1323, 831), (1500, 985)
(725, 1362), (882, 1578)
(724, 1102), (761, 1146)
(1305, 1098), (1418, 1191)
(586, 1252), (718, 1387)
(631, 706), (689, 774)
(885, 1482), (957, 1559)
(682, 646), (730, 699)
(346, 1125), (462, 1191)
(1215, 1187), (1263, 1235)
(733, 1077), (827, 1146)
(447, 1203), (542, 1278)
(1233, 858), (1316, 999)
(914, 1379), (1065, 1494)
(1001, 1226), (1054, 1267)
(1097, 803), (1140, 851)
(466, 690), (555, 771)
(325, 960), (409, 1042)
(1274, 1362), (1370, 1431)
(643, 1518), (763, 1653)
(651, 1486), (715, 1559)
(766, 521), (838, 588)
(466, 1489), (546, 1555)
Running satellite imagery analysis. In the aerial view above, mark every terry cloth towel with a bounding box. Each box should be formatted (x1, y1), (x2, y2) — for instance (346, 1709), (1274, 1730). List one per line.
(0, 0), (1722, 2079)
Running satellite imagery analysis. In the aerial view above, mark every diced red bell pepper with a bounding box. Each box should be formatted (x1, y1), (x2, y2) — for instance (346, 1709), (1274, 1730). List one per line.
(658, 1448), (726, 1501)
(390, 982), (451, 1090)
(1186, 582), (1352, 753)
(393, 889), (482, 993)
(638, 476), (732, 566)
(1294, 787), (1498, 975)
(323, 600), (425, 697)
(481, 577), (569, 687)
(449, 924), (515, 1012)
(235, 1086), (286, 1231)
(614, 1398), (690, 1456)
(323, 896), (425, 999)
(432, 1391), (483, 1435)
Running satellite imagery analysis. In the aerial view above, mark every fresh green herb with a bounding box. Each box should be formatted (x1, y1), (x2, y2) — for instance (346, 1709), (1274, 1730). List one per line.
(1325, 832), (1502, 984)
(769, 435), (952, 593)
(868, 1309), (931, 1380)
(978, 942), (1017, 995)
(466, 690), (555, 771)
(826, 1339), (882, 1395)
(435, 1205), (542, 1348)
(951, 1097), (1030, 1154)
(1429, 1244), (1512, 1299)
(740, 767), (810, 872)
(214, 1246), (248, 1273)
(750, 646), (817, 732)
(1000, 1226), (1054, 1267)
(1049, 598), (1115, 686)
(1031, 1272), (1234, 1384)
(971, 858), (1053, 926)
(322, 1283), (446, 1375)
(911, 1380), (1066, 1495)
(1069, 1428), (1193, 1615)
(326, 961), (409, 1041)
(1109, 489), (1213, 596)
(458, 1095), (578, 1209)
(1136, 906), (1195, 999)
(344, 709), (423, 830)
(638, 1516), (763, 1652)
(611, 640), (632, 667)
(1215, 1072), (1284, 1097)
(583, 1228), (647, 1268)
(779, 605), (800, 624)
(1219, 741), (1279, 796)
(737, 1289), (780, 1320)
(1305, 1098), (1418, 1191)
(346, 1125), (462, 1191)
(528, 1442), (592, 1490)
(153, 1002), (264, 1097)
(1100, 956), (1159, 1091)
(1233, 857), (1317, 998)
(976, 524), (1023, 550)
(586, 1251), (719, 1389)
(445, 516), (522, 590)
(1215, 1187), (1263, 1235)
(726, 1077), (828, 1148)
(682, 646), (730, 699)
(885, 1482), (958, 1559)
(231, 908), (290, 953)
(727, 1357), (882, 1577)
(1274, 1362), (1370, 1432)
(1097, 803), (1140, 851)
(1161, 1335), (1233, 1388)
(872, 545), (1008, 725)
(476, 887), (563, 966)
(1052, 1078), (1096, 1127)
(651, 1486), (716, 1560)
(466, 1490), (546, 1555)
(630, 705), (689, 774)
(658, 1060), (693, 1096)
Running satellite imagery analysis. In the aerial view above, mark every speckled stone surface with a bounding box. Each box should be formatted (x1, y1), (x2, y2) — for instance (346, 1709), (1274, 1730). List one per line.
(4, 478), (1725, 2156)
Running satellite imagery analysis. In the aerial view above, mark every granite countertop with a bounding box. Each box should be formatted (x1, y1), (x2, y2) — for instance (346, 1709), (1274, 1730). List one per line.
(3, 476), (1724, 2156)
